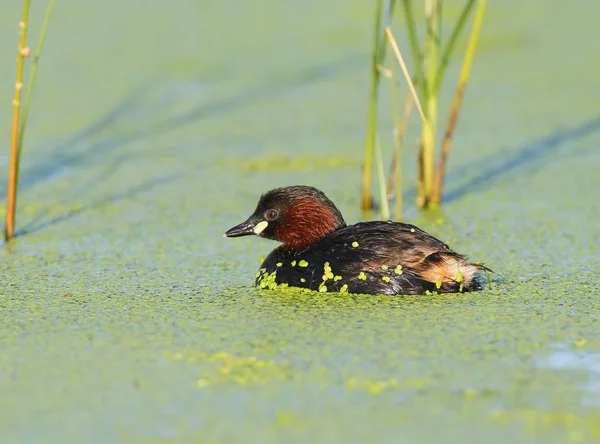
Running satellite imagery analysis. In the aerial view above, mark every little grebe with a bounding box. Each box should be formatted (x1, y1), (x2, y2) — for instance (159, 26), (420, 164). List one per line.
(225, 185), (490, 295)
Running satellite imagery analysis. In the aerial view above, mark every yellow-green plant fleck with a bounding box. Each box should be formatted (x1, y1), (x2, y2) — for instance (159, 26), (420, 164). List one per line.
(291, 260), (297, 266)
(170, 351), (294, 388)
(322, 262), (334, 280)
(352, 241), (359, 248)
(382, 276), (391, 283)
(358, 272), (367, 281)
(381, 264), (388, 270)
(275, 411), (299, 427)
(258, 270), (278, 289)
(298, 260), (309, 267)
(346, 378), (400, 395)
(394, 265), (403, 274)
(368, 381), (390, 395)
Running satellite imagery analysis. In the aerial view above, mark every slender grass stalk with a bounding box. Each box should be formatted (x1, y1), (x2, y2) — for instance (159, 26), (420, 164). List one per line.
(431, 0), (486, 207)
(401, 0), (425, 102)
(388, 73), (403, 221)
(17, 0), (56, 183)
(362, 0), (398, 214)
(419, 0), (441, 209)
(385, 27), (425, 123)
(416, 142), (424, 206)
(5, 0), (31, 242)
(361, 0), (386, 213)
(373, 61), (399, 221)
(375, 63), (403, 217)
(385, 65), (400, 205)
(387, 39), (426, 207)
(400, 0), (427, 206)
(384, 0), (398, 40)
(364, 0), (484, 215)
(399, 0), (426, 208)
(387, 92), (414, 219)
(387, 26), (436, 213)
(393, 135), (402, 221)
(434, 0), (476, 93)
(374, 136), (390, 220)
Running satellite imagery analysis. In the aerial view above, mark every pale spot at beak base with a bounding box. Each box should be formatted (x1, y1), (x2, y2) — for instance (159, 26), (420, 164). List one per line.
(253, 220), (269, 235)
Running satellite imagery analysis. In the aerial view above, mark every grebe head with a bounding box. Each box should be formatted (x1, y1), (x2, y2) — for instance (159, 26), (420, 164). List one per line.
(224, 185), (346, 250)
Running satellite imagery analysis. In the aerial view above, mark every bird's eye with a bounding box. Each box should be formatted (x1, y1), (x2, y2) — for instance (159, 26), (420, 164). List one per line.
(265, 209), (279, 221)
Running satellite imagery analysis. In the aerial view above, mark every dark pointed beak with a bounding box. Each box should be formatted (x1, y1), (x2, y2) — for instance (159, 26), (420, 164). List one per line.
(224, 218), (258, 238)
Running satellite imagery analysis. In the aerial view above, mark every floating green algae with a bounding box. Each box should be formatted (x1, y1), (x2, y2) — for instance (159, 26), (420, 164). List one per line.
(1, 0), (600, 443)
(165, 351), (295, 387)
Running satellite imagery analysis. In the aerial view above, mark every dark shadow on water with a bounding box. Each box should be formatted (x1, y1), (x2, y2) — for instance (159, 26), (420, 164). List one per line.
(8, 50), (598, 239)
(3, 54), (364, 238)
(148, 53), (364, 135)
(16, 172), (182, 238)
(11, 81), (156, 194)
(2, 54), (364, 198)
(399, 115), (600, 207)
(442, 115), (600, 204)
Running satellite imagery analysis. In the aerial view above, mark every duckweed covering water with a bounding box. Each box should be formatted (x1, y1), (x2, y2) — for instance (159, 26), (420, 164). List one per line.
(1, 0), (600, 443)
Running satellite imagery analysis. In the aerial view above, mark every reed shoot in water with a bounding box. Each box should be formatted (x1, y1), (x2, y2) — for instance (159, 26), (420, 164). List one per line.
(361, 0), (485, 216)
(4, 0), (55, 242)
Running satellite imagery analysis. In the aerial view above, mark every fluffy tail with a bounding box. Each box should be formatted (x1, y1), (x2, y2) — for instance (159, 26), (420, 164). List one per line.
(416, 252), (492, 293)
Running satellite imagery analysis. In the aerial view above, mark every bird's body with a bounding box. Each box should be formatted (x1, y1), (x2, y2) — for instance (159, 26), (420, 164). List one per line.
(225, 185), (490, 295)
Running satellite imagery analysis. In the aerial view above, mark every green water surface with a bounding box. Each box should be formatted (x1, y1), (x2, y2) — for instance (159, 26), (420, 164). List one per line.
(1, 0), (599, 442)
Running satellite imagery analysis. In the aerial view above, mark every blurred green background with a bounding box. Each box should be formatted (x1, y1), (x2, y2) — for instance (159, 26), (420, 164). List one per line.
(1, 1), (599, 443)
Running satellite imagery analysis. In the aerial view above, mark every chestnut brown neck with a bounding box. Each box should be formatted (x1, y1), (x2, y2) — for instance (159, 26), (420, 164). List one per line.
(275, 198), (345, 251)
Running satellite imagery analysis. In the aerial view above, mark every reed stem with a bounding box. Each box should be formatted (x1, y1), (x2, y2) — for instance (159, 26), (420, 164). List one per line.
(385, 27), (425, 124)
(362, 0), (398, 214)
(431, 0), (486, 207)
(5, 0), (31, 242)
(374, 136), (390, 220)
(419, 0), (441, 209)
(387, 92), (414, 219)
(17, 0), (55, 183)
(361, 0), (386, 213)
(385, 65), (400, 207)
(374, 62), (407, 221)
(434, 0), (476, 93)
(401, 0), (425, 102)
